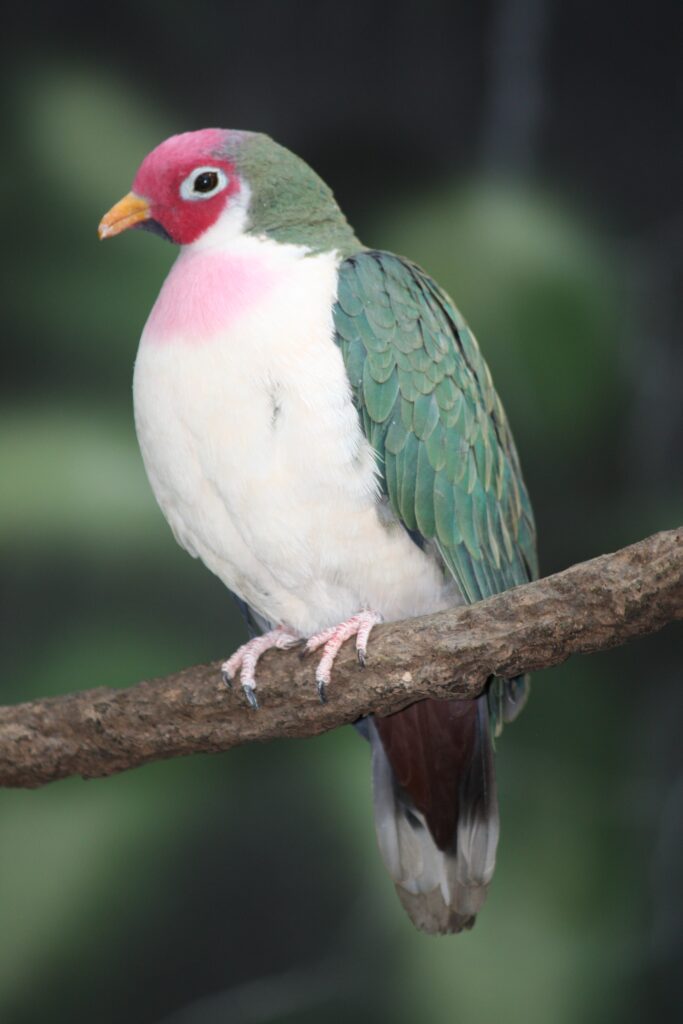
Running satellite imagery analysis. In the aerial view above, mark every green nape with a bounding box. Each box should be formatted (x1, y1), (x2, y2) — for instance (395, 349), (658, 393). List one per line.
(228, 132), (362, 256)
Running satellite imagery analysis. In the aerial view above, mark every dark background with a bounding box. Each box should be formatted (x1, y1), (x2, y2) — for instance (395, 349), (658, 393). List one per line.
(1, 2), (681, 1022)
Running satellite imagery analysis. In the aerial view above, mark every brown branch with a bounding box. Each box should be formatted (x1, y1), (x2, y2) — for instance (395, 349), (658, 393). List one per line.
(1, 528), (681, 789)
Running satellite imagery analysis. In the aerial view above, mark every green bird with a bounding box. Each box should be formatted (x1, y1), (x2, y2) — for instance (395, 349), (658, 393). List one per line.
(99, 129), (537, 934)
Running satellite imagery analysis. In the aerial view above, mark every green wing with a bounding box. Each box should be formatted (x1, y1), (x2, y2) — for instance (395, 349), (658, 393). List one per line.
(333, 250), (538, 731)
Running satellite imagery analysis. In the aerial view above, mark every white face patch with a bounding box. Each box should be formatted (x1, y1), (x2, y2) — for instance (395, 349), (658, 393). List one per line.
(179, 166), (229, 201)
(187, 181), (253, 251)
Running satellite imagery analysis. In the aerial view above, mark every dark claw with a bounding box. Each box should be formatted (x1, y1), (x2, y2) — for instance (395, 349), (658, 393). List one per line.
(357, 649), (366, 668)
(317, 678), (328, 704)
(298, 644), (313, 661)
(221, 669), (233, 689)
(242, 684), (260, 710)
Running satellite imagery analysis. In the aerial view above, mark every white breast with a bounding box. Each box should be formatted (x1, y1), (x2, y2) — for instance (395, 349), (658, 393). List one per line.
(133, 234), (457, 636)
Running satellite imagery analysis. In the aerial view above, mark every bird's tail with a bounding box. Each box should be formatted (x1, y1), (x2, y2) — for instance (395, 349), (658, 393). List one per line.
(368, 695), (498, 934)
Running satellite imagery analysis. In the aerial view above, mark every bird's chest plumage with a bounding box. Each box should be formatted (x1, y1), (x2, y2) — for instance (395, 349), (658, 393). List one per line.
(133, 239), (451, 634)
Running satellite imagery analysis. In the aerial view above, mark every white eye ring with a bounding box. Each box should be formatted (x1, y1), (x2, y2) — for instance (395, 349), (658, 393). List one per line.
(179, 166), (229, 201)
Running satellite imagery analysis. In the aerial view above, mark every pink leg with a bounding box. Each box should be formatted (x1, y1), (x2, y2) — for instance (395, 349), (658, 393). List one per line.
(305, 610), (382, 702)
(221, 626), (300, 709)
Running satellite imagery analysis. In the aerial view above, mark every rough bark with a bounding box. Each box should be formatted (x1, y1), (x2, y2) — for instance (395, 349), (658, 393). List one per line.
(1, 528), (681, 789)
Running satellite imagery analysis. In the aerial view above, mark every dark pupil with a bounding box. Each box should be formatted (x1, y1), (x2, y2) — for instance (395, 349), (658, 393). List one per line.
(193, 171), (219, 193)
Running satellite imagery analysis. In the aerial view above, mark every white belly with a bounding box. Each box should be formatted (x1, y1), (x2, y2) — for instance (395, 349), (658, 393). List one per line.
(133, 240), (456, 635)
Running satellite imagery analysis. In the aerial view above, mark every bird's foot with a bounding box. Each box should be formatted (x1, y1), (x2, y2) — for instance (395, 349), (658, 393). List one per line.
(304, 610), (382, 703)
(221, 626), (300, 709)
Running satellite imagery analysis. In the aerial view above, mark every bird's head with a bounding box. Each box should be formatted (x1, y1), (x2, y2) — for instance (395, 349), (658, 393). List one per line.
(98, 129), (244, 246)
(98, 128), (359, 254)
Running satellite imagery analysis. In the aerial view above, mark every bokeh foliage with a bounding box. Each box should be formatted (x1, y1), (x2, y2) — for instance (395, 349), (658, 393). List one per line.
(1, 49), (680, 1024)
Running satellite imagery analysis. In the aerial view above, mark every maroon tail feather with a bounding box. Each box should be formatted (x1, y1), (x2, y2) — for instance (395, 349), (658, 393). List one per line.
(375, 698), (479, 851)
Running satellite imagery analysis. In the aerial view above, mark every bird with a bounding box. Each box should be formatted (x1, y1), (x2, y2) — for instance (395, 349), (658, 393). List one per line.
(99, 128), (537, 935)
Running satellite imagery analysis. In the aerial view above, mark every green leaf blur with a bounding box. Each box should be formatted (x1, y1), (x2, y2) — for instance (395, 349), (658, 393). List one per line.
(1, 53), (679, 1024)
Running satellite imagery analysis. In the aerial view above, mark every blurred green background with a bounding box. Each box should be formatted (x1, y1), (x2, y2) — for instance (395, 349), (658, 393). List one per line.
(2, 2), (681, 1022)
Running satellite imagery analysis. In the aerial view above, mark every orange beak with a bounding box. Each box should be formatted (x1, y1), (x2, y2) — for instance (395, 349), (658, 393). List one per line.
(98, 192), (151, 239)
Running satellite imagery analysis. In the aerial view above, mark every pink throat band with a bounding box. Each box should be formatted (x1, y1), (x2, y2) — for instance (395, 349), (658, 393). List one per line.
(143, 248), (281, 344)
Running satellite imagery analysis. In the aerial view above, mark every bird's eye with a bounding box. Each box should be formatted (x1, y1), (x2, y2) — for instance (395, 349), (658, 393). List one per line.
(179, 166), (229, 201)
(194, 171), (218, 192)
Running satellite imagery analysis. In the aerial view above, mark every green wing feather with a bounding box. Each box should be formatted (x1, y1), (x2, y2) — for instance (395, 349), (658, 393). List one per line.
(333, 250), (538, 734)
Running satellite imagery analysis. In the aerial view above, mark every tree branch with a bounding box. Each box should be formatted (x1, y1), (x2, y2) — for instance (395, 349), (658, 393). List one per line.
(1, 529), (681, 789)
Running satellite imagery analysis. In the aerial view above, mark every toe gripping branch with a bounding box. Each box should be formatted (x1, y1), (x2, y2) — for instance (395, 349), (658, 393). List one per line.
(220, 611), (382, 708)
(304, 610), (383, 703)
(221, 627), (300, 710)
